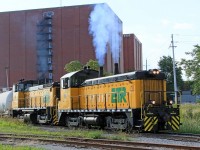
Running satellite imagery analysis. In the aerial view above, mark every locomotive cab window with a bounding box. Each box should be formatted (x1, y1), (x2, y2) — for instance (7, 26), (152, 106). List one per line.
(13, 83), (24, 92)
(24, 83), (33, 91)
(62, 78), (69, 89)
(71, 75), (87, 87)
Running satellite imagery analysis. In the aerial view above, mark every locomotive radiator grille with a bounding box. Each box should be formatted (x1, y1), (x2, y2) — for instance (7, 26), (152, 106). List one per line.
(143, 80), (164, 105)
(167, 116), (180, 130)
(144, 116), (158, 132)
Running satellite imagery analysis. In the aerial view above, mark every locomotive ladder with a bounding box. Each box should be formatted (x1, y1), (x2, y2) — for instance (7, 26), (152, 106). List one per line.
(52, 97), (59, 125)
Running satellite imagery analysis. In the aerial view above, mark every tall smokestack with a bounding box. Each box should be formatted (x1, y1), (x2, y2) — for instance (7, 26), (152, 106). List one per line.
(99, 66), (103, 77)
(114, 63), (119, 75)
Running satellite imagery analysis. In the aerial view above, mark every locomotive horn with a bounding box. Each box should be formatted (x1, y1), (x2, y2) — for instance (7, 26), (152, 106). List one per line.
(114, 63), (119, 75)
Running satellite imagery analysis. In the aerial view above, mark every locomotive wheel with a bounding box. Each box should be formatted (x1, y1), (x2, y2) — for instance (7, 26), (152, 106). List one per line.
(87, 124), (92, 129)
(65, 116), (70, 127)
(126, 121), (133, 134)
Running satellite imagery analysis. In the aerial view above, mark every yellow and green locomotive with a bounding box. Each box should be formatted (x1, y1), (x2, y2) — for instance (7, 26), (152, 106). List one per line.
(11, 67), (180, 132)
(12, 80), (60, 124)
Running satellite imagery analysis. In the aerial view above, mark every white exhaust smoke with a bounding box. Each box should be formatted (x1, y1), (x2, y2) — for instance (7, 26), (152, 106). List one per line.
(89, 3), (122, 66)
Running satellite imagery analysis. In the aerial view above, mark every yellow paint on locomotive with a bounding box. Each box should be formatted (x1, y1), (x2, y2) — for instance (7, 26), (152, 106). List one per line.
(57, 79), (167, 111)
(12, 91), (26, 108)
(58, 88), (80, 110)
(13, 87), (58, 109)
(28, 87), (58, 108)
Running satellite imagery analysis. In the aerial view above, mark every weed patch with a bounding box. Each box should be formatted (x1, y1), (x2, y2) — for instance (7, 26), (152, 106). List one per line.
(179, 104), (200, 133)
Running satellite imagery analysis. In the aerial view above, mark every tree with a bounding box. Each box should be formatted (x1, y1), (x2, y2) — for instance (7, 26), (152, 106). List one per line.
(181, 45), (200, 94)
(64, 60), (83, 73)
(158, 56), (184, 91)
(182, 80), (194, 91)
(85, 59), (99, 71)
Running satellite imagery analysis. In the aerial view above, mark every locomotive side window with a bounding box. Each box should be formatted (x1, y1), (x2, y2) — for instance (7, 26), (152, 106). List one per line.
(62, 78), (69, 89)
(24, 83), (33, 91)
(71, 76), (87, 87)
(16, 83), (24, 92)
(71, 76), (78, 87)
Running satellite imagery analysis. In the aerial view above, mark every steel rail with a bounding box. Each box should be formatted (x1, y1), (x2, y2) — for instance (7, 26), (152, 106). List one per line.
(0, 134), (199, 150)
(142, 132), (200, 143)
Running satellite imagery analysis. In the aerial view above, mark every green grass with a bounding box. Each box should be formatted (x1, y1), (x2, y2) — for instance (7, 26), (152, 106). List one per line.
(0, 144), (44, 150)
(0, 118), (51, 135)
(179, 103), (200, 133)
(3, 104), (199, 139)
(0, 117), (131, 142)
(0, 118), (104, 139)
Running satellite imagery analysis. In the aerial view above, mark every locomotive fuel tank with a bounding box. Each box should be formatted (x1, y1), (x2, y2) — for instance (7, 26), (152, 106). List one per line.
(83, 116), (100, 125)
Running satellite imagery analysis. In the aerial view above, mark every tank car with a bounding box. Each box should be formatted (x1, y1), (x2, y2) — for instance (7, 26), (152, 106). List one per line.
(57, 68), (181, 132)
(0, 90), (13, 115)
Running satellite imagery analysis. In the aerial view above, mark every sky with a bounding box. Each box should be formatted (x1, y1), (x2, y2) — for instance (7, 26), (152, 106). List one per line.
(0, 0), (200, 73)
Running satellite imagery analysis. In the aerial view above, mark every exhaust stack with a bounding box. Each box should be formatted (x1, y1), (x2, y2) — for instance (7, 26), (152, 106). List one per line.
(99, 66), (103, 77)
(114, 63), (119, 75)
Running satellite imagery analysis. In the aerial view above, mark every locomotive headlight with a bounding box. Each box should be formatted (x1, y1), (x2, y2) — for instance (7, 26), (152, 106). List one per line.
(167, 99), (173, 105)
(151, 100), (156, 105)
(169, 100), (173, 105)
(150, 69), (160, 75)
(156, 70), (160, 74)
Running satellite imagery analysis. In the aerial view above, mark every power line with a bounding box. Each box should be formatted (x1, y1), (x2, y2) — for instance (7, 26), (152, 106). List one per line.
(176, 34), (200, 37)
(177, 41), (199, 43)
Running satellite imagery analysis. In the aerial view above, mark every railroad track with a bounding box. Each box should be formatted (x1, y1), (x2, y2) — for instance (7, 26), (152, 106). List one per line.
(0, 133), (199, 150)
(35, 124), (200, 142)
(142, 132), (200, 143)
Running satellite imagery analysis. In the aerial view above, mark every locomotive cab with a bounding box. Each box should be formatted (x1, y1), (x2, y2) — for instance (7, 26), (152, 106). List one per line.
(13, 80), (38, 92)
(59, 68), (99, 110)
(12, 80), (39, 118)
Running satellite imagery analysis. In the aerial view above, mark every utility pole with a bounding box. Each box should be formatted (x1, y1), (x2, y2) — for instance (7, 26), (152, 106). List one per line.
(146, 59), (147, 70)
(171, 34), (178, 104)
(60, 0), (62, 7)
(143, 58), (148, 70)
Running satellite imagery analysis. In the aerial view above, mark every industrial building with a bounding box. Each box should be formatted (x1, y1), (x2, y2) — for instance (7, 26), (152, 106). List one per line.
(0, 4), (142, 89)
(123, 34), (142, 72)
